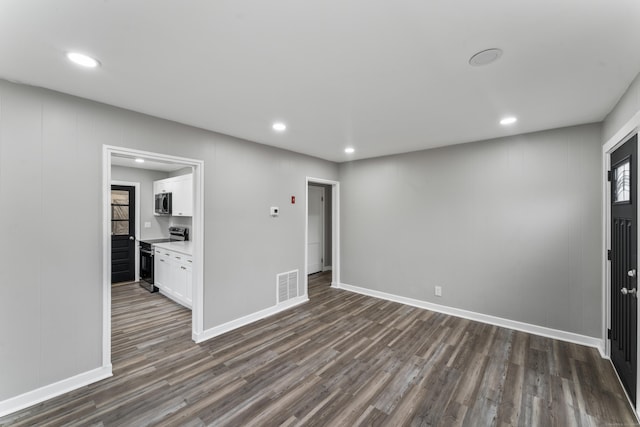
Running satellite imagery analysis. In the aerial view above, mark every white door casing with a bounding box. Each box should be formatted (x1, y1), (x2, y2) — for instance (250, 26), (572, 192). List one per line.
(304, 177), (340, 296)
(602, 109), (640, 416)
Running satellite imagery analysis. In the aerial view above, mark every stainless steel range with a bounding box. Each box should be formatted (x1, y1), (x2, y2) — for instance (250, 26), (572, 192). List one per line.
(139, 226), (189, 292)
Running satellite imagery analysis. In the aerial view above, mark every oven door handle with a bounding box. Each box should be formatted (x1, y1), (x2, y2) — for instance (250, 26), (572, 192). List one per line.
(140, 249), (154, 256)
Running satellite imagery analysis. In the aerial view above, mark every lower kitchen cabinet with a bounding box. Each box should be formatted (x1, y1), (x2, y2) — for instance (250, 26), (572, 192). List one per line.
(154, 247), (193, 309)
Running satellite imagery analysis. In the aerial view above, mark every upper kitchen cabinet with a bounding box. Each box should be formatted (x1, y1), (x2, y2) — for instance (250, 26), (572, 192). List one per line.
(153, 173), (193, 217)
(171, 174), (193, 217)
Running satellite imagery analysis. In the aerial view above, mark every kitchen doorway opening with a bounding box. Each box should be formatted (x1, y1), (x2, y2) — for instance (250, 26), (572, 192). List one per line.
(305, 177), (340, 297)
(102, 145), (205, 371)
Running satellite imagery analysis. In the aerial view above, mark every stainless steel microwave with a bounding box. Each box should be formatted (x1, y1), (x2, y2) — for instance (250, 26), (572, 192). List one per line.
(154, 192), (172, 215)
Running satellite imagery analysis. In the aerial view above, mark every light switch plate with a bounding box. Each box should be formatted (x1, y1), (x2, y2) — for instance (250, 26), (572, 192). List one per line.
(144, 222), (151, 228)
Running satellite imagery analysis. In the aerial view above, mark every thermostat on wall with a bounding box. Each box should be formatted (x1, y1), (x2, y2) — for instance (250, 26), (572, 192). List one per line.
(270, 207), (279, 217)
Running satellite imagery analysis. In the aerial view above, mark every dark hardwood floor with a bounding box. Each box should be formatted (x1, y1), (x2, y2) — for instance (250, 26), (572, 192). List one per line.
(1, 272), (638, 426)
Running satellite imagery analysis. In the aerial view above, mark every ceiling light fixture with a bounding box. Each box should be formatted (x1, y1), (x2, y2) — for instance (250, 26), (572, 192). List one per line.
(272, 122), (286, 132)
(500, 116), (517, 125)
(66, 52), (100, 68)
(135, 158), (145, 163)
(345, 147), (355, 154)
(469, 48), (503, 66)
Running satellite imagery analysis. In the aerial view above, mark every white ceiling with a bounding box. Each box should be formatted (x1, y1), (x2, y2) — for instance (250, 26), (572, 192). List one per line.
(1, 1), (639, 162)
(111, 155), (186, 172)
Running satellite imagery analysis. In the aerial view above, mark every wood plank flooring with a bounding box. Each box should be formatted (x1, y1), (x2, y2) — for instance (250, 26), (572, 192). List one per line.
(1, 272), (638, 426)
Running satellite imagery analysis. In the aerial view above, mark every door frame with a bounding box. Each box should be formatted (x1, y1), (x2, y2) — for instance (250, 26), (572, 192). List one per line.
(307, 184), (325, 274)
(111, 181), (141, 282)
(305, 177), (340, 296)
(102, 145), (205, 370)
(603, 110), (640, 415)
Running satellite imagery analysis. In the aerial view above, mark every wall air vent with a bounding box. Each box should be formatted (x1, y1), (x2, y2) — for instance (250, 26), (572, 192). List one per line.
(277, 270), (299, 304)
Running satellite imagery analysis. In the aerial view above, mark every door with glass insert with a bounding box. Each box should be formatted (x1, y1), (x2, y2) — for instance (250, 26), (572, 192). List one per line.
(111, 185), (136, 283)
(610, 134), (638, 404)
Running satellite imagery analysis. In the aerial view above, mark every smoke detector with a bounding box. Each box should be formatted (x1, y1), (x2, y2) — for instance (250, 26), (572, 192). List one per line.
(469, 48), (503, 66)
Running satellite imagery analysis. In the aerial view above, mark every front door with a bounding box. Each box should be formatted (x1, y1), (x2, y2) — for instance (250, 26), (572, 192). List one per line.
(111, 185), (136, 283)
(307, 185), (324, 275)
(610, 134), (638, 404)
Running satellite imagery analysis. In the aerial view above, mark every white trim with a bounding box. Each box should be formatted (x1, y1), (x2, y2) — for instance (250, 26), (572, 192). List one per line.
(192, 163), (205, 339)
(602, 111), (640, 153)
(337, 282), (604, 352)
(103, 145), (205, 372)
(159, 289), (192, 310)
(602, 110), (640, 415)
(110, 180), (141, 282)
(0, 366), (112, 418)
(193, 296), (309, 343)
(320, 186), (325, 272)
(306, 185), (325, 275)
(305, 177), (340, 298)
(102, 146), (111, 367)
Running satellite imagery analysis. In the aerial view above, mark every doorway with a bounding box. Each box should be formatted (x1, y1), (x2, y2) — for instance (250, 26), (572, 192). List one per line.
(305, 177), (340, 296)
(102, 145), (205, 370)
(610, 134), (638, 404)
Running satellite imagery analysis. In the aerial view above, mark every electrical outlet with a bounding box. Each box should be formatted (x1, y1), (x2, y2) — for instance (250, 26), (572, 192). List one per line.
(435, 286), (442, 297)
(144, 222), (151, 228)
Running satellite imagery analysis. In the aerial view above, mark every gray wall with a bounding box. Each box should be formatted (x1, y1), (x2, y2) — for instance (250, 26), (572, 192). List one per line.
(339, 124), (603, 337)
(309, 183), (332, 267)
(168, 167), (193, 178)
(111, 165), (171, 240)
(0, 79), (338, 401)
(603, 71), (640, 142)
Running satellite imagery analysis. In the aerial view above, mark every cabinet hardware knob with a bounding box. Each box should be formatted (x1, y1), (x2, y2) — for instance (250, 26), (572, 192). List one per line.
(181, 266), (186, 270)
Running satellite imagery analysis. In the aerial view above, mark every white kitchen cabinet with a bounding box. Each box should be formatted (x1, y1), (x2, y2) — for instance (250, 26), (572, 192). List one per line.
(153, 179), (174, 195)
(184, 258), (193, 302)
(153, 173), (192, 217)
(154, 246), (192, 309)
(175, 254), (193, 302)
(171, 174), (193, 217)
(154, 249), (171, 291)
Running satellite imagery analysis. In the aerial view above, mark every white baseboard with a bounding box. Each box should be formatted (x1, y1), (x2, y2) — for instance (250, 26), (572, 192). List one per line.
(0, 365), (112, 418)
(322, 266), (332, 272)
(159, 288), (192, 310)
(193, 296), (309, 343)
(337, 282), (604, 353)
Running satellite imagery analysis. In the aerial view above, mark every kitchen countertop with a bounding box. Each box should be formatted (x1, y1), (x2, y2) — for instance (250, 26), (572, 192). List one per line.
(153, 241), (193, 256)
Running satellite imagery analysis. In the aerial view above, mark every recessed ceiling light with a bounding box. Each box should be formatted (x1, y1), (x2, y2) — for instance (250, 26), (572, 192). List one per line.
(500, 116), (517, 125)
(135, 158), (145, 163)
(345, 147), (355, 154)
(66, 52), (100, 68)
(272, 122), (286, 132)
(469, 48), (503, 66)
